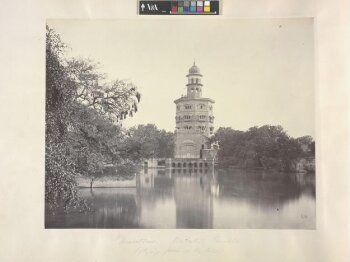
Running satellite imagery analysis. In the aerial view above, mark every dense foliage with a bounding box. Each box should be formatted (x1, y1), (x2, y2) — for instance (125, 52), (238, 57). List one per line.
(121, 124), (174, 161)
(45, 26), (141, 212)
(211, 125), (314, 171)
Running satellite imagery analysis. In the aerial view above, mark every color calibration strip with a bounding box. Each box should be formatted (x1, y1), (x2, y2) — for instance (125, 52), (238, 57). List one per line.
(139, 1), (219, 15)
(172, 1), (212, 14)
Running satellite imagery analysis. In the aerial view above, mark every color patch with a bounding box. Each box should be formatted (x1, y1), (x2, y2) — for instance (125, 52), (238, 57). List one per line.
(196, 1), (203, 12)
(178, 6), (184, 12)
(184, 0), (190, 11)
(204, 5), (210, 12)
(171, 2), (177, 12)
(190, 1), (196, 12)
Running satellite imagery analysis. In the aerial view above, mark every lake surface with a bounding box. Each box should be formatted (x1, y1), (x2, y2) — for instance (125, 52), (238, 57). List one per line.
(45, 168), (315, 229)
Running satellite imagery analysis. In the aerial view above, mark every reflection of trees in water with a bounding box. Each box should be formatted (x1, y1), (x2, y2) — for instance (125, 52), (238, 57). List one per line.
(79, 188), (139, 228)
(46, 188), (139, 228)
(217, 169), (315, 209)
(289, 172), (316, 197)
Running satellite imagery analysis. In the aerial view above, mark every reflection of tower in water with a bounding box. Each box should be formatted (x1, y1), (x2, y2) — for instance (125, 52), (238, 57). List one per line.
(173, 169), (218, 228)
(135, 167), (175, 227)
(136, 167), (219, 228)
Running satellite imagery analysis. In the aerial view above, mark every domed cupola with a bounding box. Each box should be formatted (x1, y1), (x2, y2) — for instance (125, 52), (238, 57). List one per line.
(188, 60), (202, 76)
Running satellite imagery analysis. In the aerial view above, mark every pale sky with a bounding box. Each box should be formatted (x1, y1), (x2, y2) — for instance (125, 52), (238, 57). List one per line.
(48, 18), (314, 138)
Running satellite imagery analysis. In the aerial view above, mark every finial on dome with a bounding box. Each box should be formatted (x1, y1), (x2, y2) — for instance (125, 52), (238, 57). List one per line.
(193, 58), (196, 66)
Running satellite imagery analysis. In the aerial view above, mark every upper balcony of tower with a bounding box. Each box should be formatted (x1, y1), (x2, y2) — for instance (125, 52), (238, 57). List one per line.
(186, 61), (203, 90)
(174, 61), (214, 103)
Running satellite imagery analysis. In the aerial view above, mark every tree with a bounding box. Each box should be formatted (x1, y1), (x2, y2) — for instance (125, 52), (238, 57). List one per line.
(212, 125), (313, 171)
(120, 124), (174, 161)
(296, 135), (314, 156)
(45, 26), (141, 212)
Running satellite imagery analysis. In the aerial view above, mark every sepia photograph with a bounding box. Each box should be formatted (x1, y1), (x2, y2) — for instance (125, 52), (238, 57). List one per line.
(45, 19), (315, 229)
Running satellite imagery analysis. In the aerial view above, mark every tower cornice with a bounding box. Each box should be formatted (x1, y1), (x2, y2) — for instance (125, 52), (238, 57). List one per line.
(186, 83), (203, 87)
(186, 73), (203, 77)
(174, 97), (215, 104)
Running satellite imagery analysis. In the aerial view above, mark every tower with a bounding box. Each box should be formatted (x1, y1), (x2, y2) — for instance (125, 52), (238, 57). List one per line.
(174, 61), (215, 159)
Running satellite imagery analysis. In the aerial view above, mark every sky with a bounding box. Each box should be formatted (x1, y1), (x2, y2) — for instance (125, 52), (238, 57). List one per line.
(48, 18), (314, 138)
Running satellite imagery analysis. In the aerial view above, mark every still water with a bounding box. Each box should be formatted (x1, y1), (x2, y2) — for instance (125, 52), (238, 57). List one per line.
(46, 168), (315, 229)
